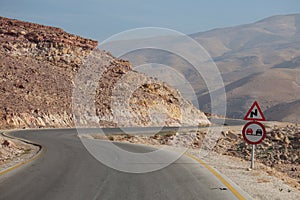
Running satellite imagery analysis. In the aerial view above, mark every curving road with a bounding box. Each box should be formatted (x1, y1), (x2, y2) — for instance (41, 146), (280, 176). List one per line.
(0, 129), (247, 200)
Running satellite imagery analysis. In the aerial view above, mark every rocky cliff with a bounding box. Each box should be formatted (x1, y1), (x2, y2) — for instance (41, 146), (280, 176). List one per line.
(0, 16), (210, 128)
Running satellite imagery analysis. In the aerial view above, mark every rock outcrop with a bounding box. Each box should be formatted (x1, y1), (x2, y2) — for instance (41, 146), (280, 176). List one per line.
(0, 16), (210, 128)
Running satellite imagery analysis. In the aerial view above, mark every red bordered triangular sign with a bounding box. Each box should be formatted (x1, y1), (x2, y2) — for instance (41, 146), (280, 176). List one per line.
(244, 101), (266, 121)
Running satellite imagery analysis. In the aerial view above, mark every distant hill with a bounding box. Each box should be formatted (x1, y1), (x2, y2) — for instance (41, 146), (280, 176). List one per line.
(122, 14), (300, 123)
(265, 99), (300, 123)
(192, 14), (300, 122)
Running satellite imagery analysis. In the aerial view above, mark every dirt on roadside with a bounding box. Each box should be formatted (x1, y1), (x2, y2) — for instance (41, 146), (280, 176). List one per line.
(0, 132), (39, 172)
(92, 122), (300, 191)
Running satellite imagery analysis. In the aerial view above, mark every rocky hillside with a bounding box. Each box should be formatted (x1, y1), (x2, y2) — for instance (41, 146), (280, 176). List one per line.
(0, 16), (210, 128)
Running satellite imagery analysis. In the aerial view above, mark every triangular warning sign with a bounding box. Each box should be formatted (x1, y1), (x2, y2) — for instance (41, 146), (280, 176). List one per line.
(244, 101), (266, 121)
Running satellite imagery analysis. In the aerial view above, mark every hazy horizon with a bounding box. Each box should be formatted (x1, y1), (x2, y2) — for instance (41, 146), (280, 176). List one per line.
(1, 0), (300, 42)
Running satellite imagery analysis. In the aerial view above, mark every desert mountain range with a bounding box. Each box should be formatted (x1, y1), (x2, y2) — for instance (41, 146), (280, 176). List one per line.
(122, 14), (300, 123)
(1, 14), (299, 127)
(194, 14), (300, 123)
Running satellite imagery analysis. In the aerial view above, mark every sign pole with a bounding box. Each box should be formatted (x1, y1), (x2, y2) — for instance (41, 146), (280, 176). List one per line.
(243, 101), (266, 170)
(251, 144), (255, 169)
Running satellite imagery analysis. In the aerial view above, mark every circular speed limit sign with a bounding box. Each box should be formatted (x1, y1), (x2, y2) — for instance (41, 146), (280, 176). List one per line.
(242, 121), (266, 145)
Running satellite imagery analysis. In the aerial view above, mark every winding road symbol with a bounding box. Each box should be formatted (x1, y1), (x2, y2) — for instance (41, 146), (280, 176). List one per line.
(244, 101), (266, 121)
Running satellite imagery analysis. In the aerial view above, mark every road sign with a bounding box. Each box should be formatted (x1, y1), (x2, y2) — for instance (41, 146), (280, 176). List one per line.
(242, 121), (266, 145)
(244, 101), (266, 121)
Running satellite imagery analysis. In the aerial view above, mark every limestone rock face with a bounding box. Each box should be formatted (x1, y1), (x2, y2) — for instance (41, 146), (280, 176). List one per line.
(0, 16), (210, 128)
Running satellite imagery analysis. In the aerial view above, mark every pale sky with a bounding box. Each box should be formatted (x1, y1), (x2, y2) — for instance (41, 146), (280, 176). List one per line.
(1, 0), (300, 42)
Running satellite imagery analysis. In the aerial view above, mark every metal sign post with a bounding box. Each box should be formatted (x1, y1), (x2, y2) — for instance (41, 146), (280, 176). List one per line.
(251, 144), (255, 169)
(243, 101), (266, 170)
(242, 121), (266, 169)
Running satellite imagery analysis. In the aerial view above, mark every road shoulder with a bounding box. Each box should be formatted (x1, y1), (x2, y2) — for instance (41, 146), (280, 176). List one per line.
(192, 150), (300, 200)
(0, 130), (41, 175)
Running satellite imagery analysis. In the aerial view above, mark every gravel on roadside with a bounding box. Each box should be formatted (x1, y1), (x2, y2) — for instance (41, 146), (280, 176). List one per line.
(0, 132), (39, 173)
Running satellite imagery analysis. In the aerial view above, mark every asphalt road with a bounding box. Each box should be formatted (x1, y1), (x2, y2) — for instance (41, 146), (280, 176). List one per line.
(0, 129), (245, 200)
